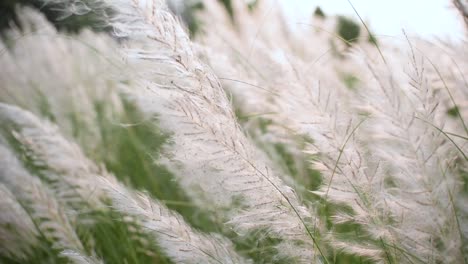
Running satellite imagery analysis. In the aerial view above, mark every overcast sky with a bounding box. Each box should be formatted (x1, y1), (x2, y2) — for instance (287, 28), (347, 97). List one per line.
(277, 0), (465, 42)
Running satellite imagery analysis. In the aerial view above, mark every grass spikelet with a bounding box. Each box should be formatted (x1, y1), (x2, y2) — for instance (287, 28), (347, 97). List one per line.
(0, 102), (110, 210)
(0, 183), (39, 260)
(101, 177), (251, 264)
(0, 144), (95, 262)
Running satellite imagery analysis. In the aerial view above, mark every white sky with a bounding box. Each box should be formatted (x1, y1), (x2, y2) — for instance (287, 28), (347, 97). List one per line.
(278, 0), (465, 42)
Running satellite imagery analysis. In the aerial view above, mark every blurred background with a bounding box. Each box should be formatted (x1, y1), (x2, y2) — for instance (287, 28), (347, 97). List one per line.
(168, 0), (466, 43)
(278, 0), (465, 41)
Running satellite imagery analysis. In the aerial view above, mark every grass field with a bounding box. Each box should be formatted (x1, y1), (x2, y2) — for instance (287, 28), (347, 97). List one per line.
(0, 1), (467, 263)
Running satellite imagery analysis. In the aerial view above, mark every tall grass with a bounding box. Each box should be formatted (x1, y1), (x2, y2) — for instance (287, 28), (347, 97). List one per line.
(0, 0), (467, 263)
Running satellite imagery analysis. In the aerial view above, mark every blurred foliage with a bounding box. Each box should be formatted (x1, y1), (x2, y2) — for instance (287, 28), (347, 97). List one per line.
(218, 0), (234, 19)
(336, 15), (361, 46)
(175, 0), (261, 36)
(341, 73), (360, 89)
(233, 228), (294, 264)
(78, 210), (173, 264)
(314, 6), (326, 19)
(0, 0), (114, 36)
(178, 1), (205, 37)
(448, 106), (460, 118)
(247, 0), (259, 12)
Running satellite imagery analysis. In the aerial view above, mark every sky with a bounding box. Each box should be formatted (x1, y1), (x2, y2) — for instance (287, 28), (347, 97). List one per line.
(278, 0), (465, 42)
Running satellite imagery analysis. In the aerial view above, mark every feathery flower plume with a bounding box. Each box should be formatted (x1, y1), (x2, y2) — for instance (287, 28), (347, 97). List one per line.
(0, 6), (124, 153)
(0, 102), (250, 264)
(0, 143), (94, 262)
(0, 103), (112, 210)
(98, 0), (321, 262)
(60, 250), (104, 264)
(1, 0), (466, 263)
(349, 41), (466, 262)
(101, 177), (251, 264)
(0, 183), (39, 260)
(194, 1), (468, 262)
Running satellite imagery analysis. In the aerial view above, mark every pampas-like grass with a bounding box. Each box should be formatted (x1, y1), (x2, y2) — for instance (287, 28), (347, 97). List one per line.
(0, 0), (467, 263)
(0, 102), (250, 264)
(195, 1), (468, 263)
(0, 102), (111, 210)
(0, 6), (125, 153)
(0, 183), (39, 260)
(59, 250), (104, 264)
(0, 143), (91, 261)
(350, 42), (465, 262)
(99, 0), (322, 262)
(101, 177), (251, 264)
